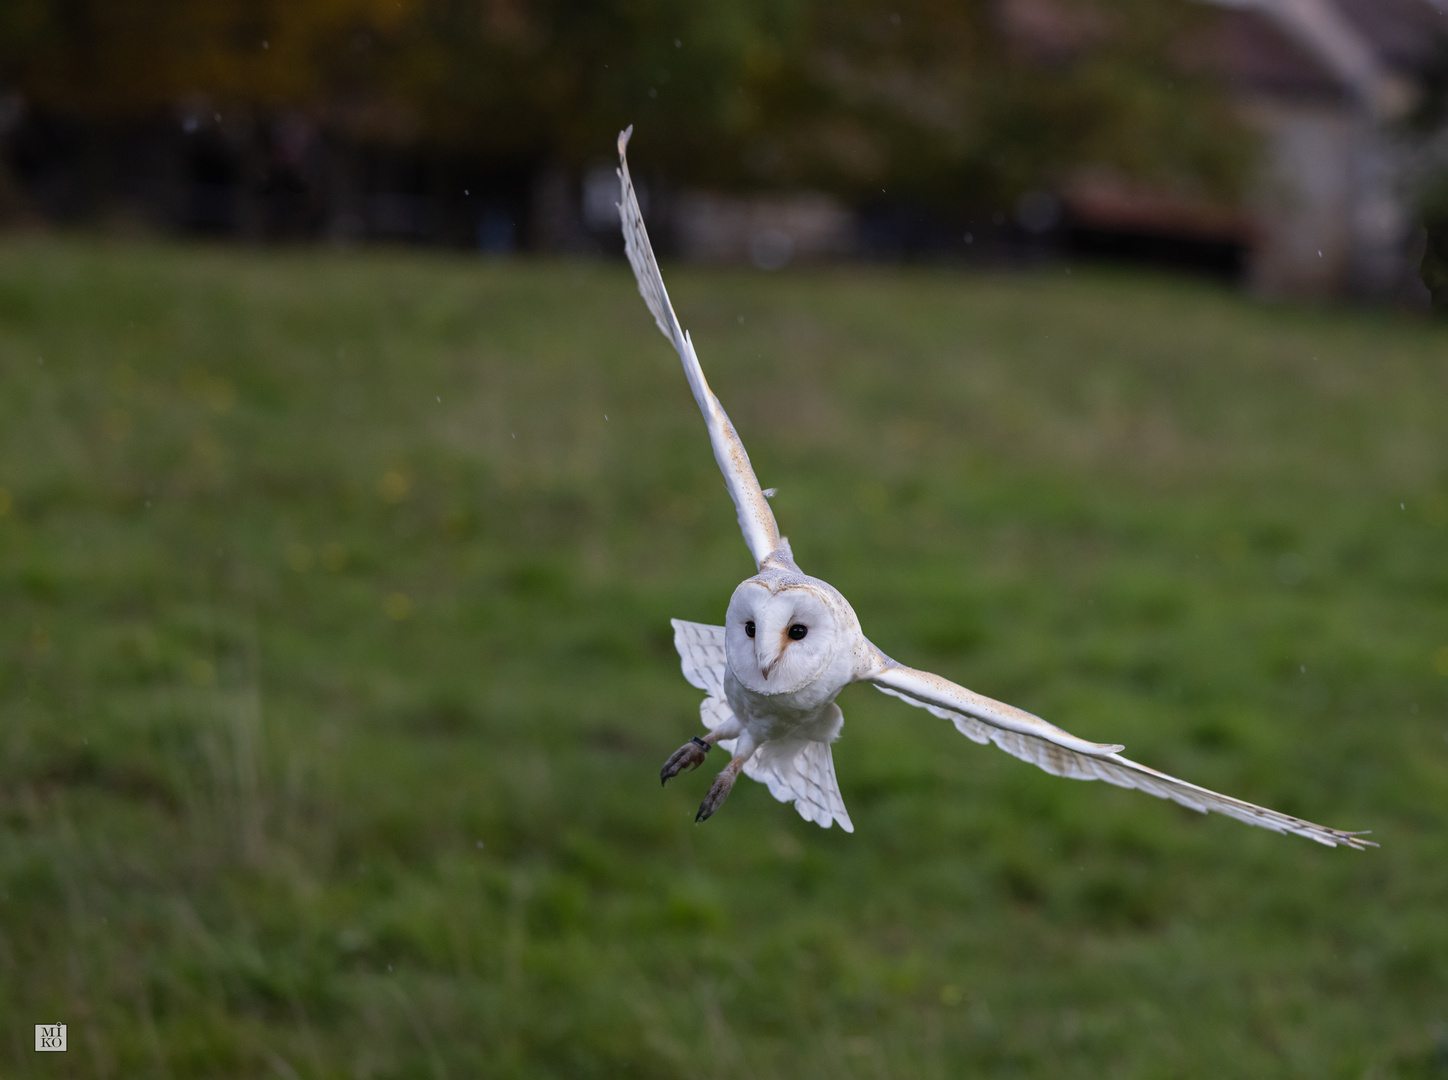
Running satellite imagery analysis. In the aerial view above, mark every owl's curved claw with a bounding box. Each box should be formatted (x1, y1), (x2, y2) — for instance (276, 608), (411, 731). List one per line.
(695, 753), (748, 823)
(660, 736), (712, 786)
(695, 770), (737, 823)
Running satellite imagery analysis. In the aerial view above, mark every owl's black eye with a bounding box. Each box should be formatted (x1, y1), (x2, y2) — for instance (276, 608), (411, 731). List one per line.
(788, 623), (808, 640)
(744, 620), (755, 638)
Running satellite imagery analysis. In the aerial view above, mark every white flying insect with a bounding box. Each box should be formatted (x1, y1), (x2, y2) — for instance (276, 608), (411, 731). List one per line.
(616, 127), (1373, 850)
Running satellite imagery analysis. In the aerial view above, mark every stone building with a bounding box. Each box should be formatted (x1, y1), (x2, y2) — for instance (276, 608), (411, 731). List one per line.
(1202, 0), (1445, 299)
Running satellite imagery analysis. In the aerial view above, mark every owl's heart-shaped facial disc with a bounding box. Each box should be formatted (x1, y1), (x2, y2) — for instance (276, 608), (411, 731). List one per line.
(724, 580), (841, 695)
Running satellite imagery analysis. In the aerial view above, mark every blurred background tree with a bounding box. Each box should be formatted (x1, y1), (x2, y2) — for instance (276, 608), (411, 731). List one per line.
(0, 0), (1246, 218)
(2, 0), (1443, 307)
(1409, 37), (1448, 313)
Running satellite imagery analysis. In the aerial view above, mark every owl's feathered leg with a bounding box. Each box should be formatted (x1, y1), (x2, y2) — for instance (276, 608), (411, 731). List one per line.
(695, 732), (758, 824)
(660, 713), (742, 786)
(660, 736), (713, 785)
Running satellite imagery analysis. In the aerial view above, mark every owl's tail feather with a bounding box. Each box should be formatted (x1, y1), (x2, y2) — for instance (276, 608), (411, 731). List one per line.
(745, 737), (854, 833)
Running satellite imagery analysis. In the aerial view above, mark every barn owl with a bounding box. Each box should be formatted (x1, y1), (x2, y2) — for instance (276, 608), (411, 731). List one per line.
(615, 127), (1373, 850)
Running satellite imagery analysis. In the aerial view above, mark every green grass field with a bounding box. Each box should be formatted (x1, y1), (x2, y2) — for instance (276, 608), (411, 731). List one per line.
(1, 238), (1446, 1078)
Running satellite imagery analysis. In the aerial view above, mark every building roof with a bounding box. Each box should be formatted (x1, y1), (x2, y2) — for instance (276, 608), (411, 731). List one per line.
(1334, 0), (1448, 77)
(1197, 0), (1446, 116)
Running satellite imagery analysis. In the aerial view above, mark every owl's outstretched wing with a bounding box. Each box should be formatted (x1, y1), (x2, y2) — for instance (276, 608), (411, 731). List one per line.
(617, 127), (783, 570)
(870, 663), (1125, 757)
(671, 618), (734, 736)
(671, 619), (727, 699)
(869, 662), (1375, 850)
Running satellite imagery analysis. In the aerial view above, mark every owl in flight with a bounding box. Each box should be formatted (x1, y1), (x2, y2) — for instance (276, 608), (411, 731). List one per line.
(615, 127), (1373, 850)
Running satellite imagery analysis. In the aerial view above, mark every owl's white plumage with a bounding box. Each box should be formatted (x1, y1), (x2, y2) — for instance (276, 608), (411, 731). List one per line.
(672, 617), (853, 831)
(619, 127), (1373, 850)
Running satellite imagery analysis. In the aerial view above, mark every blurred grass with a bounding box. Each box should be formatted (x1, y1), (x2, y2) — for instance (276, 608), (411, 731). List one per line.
(1, 237), (1446, 1078)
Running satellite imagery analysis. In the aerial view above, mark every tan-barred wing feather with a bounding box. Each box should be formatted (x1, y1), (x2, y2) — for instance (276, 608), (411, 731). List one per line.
(871, 669), (1374, 850)
(617, 128), (782, 569)
(671, 619), (727, 699)
(870, 664), (1124, 757)
(671, 619), (736, 732)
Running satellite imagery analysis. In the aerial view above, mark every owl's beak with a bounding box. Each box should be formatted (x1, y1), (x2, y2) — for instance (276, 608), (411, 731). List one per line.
(757, 646), (778, 679)
(756, 625), (788, 679)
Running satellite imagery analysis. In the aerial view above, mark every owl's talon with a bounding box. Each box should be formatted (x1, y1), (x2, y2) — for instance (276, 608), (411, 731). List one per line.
(695, 769), (739, 823)
(660, 737), (712, 786)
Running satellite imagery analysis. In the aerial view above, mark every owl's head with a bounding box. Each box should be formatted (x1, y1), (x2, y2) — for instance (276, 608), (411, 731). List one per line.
(724, 577), (849, 695)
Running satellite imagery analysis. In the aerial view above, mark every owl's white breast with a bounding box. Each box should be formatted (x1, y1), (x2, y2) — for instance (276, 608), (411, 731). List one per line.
(723, 637), (858, 744)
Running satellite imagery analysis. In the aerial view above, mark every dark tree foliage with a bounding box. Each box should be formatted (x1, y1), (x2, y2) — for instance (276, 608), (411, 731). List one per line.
(0, 0), (1248, 207)
(1410, 42), (1448, 313)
